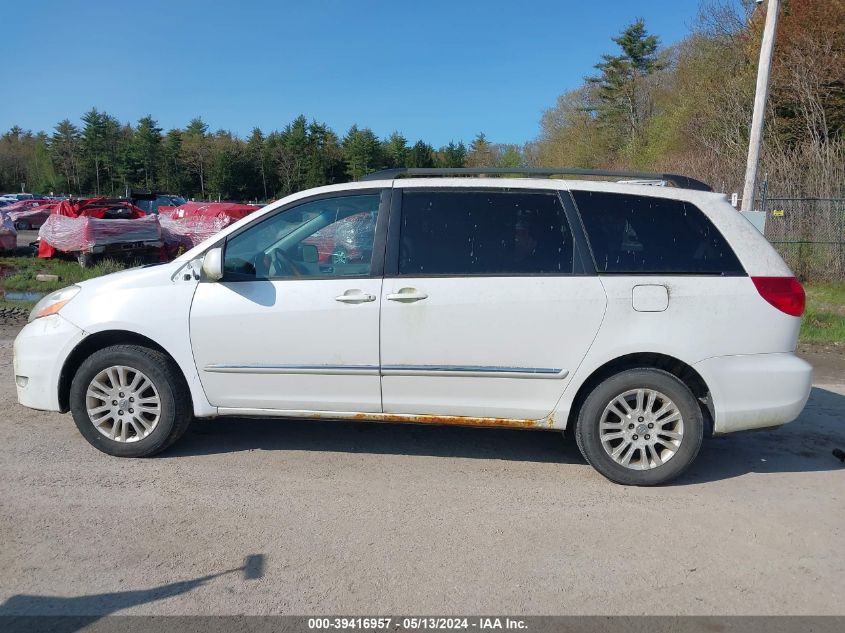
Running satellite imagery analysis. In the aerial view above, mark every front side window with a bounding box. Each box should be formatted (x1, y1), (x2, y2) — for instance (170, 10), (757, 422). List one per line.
(572, 191), (744, 275)
(223, 193), (380, 280)
(398, 190), (574, 276)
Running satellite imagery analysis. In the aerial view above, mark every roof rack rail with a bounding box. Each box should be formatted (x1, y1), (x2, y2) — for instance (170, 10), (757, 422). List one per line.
(359, 167), (712, 192)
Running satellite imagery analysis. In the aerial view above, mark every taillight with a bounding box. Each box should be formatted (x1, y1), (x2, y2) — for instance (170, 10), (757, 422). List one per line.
(751, 276), (805, 317)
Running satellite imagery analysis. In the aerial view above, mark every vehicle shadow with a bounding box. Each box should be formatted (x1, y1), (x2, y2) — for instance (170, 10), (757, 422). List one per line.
(0, 555), (264, 631)
(166, 388), (845, 483)
(170, 414), (586, 465)
(679, 386), (845, 484)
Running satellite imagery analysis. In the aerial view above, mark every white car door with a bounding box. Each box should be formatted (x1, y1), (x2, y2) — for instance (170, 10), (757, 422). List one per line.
(380, 187), (607, 421)
(189, 190), (388, 413)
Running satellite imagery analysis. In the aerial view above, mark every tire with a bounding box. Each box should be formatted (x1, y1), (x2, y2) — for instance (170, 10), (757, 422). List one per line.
(69, 345), (192, 457)
(15, 220), (31, 231)
(575, 368), (703, 486)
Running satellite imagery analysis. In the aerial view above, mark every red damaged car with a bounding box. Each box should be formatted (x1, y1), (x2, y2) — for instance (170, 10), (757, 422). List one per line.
(38, 198), (162, 266)
(4, 199), (53, 230)
(303, 210), (377, 264)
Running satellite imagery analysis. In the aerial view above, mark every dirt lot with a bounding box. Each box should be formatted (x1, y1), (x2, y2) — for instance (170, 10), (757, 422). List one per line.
(0, 315), (843, 616)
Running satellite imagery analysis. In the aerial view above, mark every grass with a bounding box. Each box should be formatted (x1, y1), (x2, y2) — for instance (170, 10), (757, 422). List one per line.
(0, 256), (127, 293)
(0, 255), (130, 313)
(801, 282), (845, 345)
(0, 298), (35, 313)
(0, 253), (843, 345)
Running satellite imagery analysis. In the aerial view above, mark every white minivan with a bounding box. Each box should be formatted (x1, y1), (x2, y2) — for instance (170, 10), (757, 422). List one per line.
(13, 169), (813, 485)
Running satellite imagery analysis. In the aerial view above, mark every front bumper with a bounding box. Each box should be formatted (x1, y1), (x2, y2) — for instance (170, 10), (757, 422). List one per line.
(13, 314), (85, 412)
(693, 352), (813, 434)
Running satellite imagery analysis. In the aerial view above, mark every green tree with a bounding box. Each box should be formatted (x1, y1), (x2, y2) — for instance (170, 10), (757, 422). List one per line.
(274, 115), (310, 196)
(246, 127), (269, 200)
(587, 19), (663, 148)
(181, 118), (211, 197)
(160, 129), (185, 194)
(341, 125), (382, 180)
(406, 140), (435, 168)
(382, 132), (408, 168)
(303, 121), (343, 189)
(133, 116), (163, 189)
(0, 126), (33, 192)
(466, 132), (497, 167)
(81, 108), (108, 194)
(27, 133), (58, 193)
(497, 144), (523, 168)
(535, 88), (611, 168)
(436, 141), (467, 167)
(113, 122), (138, 195)
(208, 130), (252, 200)
(50, 119), (82, 193)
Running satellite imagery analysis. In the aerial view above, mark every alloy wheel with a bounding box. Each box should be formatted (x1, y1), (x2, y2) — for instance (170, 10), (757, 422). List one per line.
(599, 388), (685, 470)
(85, 365), (161, 443)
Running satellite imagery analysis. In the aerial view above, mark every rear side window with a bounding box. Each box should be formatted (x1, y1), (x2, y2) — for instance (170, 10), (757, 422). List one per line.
(572, 191), (744, 275)
(398, 190), (573, 275)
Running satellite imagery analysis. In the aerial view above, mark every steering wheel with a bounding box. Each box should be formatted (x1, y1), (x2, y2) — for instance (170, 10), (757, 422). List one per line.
(270, 248), (305, 278)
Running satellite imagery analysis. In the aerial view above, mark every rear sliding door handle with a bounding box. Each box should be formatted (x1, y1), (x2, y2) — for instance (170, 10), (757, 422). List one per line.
(335, 290), (376, 303)
(386, 287), (428, 302)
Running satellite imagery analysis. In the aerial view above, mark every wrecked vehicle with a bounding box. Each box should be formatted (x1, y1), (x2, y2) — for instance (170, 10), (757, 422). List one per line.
(37, 198), (163, 266)
(0, 212), (17, 251)
(159, 202), (261, 253)
(4, 199), (53, 230)
(129, 190), (187, 215)
(303, 210), (377, 264)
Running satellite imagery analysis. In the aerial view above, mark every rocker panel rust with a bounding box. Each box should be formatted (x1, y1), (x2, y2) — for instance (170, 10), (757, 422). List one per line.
(216, 408), (558, 430)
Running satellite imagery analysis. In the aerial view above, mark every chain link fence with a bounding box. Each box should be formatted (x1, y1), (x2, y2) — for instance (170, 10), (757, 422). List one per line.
(760, 197), (845, 280)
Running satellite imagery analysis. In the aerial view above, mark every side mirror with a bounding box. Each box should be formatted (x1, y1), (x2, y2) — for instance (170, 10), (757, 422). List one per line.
(202, 247), (224, 281)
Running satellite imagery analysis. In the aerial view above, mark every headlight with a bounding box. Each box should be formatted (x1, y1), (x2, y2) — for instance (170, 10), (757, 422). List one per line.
(28, 285), (81, 323)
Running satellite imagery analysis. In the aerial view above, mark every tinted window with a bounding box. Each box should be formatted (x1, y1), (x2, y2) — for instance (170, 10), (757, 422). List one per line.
(223, 194), (380, 279)
(572, 191), (744, 275)
(399, 191), (573, 275)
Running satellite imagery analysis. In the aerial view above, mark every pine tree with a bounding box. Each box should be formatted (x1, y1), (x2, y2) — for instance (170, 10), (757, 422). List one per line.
(437, 141), (467, 168)
(382, 132), (408, 168)
(342, 125), (382, 180)
(50, 119), (82, 193)
(466, 133), (497, 167)
(27, 133), (58, 193)
(246, 127), (268, 200)
(406, 141), (435, 168)
(81, 108), (107, 194)
(133, 116), (163, 189)
(160, 129), (184, 194)
(587, 19), (663, 147)
(181, 118), (211, 198)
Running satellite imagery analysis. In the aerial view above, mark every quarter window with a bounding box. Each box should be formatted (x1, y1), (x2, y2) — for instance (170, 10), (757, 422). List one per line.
(398, 191), (574, 275)
(223, 194), (380, 279)
(572, 191), (744, 275)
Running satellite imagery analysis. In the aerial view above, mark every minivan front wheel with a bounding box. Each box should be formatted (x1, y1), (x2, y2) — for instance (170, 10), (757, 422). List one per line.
(575, 368), (703, 486)
(69, 345), (192, 457)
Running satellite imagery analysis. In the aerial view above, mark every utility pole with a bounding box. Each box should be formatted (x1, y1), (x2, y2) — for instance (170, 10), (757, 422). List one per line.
(741, 0), (780, 212)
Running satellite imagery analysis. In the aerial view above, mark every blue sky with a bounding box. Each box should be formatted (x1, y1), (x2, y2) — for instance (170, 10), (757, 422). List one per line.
(1, 0), (702, 146)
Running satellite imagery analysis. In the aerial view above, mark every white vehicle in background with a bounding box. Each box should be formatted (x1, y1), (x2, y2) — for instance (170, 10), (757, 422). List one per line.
(1, 193), (35, 201)
(13, 168), (812, 485)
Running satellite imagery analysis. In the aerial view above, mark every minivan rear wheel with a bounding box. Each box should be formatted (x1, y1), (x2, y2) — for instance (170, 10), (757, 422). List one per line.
(69, 345), (192, 457)
(575, 368), (703, 486)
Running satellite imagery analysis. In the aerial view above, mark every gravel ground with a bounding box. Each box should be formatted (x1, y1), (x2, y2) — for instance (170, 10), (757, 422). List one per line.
(0, 315), (843, 616)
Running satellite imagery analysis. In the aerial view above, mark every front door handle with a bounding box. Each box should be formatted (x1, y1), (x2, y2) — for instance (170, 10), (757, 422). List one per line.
(335, 290), (376, 303)
(386, 287), (428, 302)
